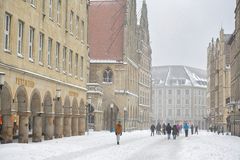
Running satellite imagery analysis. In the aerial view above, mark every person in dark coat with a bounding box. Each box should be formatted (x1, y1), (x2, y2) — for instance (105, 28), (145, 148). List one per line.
(195, 125), (198, 135)
(150, 124), (156, 136)
(156, 122), (161, 135)
(172, 125), (178, 140)
(221, 126), (224, 135)
(162, 123), (166, 135)
(190, 124), (194, 135)
(166, 123), (172, 140)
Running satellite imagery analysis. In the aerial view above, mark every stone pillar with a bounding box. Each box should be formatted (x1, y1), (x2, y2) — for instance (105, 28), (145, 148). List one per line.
(44, 114), (54, 140)
(32, 114), (42, 142)
(72, 115), (79, 136)
(54, 114), (63, 138)
(78, 115), (85, 135)
(18, 112), (30, 143)
(1, 114), (13, 143)
(63, 115), (72, 137)
(94, 111), (103, 131)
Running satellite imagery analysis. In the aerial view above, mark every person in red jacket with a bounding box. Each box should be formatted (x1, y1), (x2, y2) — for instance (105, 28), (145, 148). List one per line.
(0, 114), (2, 134)
(115, 121), (122, 145)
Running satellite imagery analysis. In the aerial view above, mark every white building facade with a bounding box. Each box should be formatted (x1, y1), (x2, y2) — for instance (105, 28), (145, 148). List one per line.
(152, 66), (208, 129)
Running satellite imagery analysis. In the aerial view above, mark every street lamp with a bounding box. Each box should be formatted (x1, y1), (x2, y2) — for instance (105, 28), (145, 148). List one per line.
(110, 103), (113, 132)
(53, 88), (61, 101)
(124, 107), (127, 132)
(0, 72), (5, 90)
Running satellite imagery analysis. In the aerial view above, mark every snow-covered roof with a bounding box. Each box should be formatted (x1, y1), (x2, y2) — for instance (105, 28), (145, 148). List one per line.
(152, 65), (207, 88)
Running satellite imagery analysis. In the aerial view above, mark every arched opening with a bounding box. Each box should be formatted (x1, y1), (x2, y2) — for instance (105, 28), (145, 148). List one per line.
(30, 89), (42, 142)
(87, 103), (94, 130)
(15, 85), (28, 143)
(0, 82), (13, 143)
(71, 98), (78, 136)
(63, 96), (72, 137)
(54, 97), (63, 138)
(103, 67), (113, 83)
(105, 103), (119, 131)
(43, 91), (54, 140)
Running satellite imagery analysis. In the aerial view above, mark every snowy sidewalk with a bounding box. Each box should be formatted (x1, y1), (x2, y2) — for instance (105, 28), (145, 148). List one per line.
(0, 131), (240, 160)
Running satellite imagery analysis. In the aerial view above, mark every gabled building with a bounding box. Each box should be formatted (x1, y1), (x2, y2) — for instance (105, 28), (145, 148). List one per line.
(88, 0), (152, 131)
(89, 0), (139, 131)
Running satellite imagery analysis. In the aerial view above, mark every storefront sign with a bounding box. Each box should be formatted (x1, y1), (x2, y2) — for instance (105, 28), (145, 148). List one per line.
(16, 77), (35, 88)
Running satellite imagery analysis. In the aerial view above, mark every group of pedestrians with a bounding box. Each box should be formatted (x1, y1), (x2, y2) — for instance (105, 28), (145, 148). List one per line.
(150, 121), (199, 140)
(209, 125), (224, 135)
(114, 121), (200, 145)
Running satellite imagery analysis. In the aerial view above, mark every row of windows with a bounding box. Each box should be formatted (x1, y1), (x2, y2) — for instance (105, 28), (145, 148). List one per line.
(167, 109), (190, 117)
(168, 89), (189, 95)
(167, 99), (190, 105)
(139, 71), (150, 86)
(4, 13), (84, 78)
(139, 90), (150, 105)
(26, 0), (86, 41)
(157, 89), (190, 95)
(156, 89), (207, 99)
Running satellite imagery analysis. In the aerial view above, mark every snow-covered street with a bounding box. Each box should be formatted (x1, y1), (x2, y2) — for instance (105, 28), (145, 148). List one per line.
(0, 130), (240, 160)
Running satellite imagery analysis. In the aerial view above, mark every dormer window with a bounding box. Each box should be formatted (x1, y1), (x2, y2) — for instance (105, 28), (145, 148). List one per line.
(103, 67), (113, 83)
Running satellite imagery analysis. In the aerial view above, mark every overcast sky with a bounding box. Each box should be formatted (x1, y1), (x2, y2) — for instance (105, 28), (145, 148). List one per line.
(137, 0), (235, 70)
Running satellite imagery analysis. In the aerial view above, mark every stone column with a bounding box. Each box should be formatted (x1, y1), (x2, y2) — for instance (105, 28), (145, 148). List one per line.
(78, 114), (86, 135)
(63, 115), (72, 137)
(1, 114), (13, 143)
(44, 114), (54, 140)
(72, 115), (79, 136)
(54, 113), (63, 138)
(94, 111), (103, 131)
(32, 113), (42, 142)
(18, 112), (30, 143)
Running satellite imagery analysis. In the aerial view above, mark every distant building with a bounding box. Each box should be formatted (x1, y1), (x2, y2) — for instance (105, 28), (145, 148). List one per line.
(207, 29), (231, 131)
(152, 66), (207, 129)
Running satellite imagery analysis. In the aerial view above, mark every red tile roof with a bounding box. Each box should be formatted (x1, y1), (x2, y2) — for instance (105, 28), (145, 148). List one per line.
(89, 0), (126, 61)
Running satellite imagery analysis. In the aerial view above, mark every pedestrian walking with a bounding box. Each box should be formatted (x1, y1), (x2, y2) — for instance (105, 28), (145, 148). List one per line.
(150, 124), (155, 136)
(166, 123), (172, 140)
(183, 122), (189, 137)
(176, 124), (180, 136)
(156, 122), (161, 135)
(216, 126), (220, 135)
(0, 114), (2, 135)
(115, 121), (122, 145)
(195, 125), (198, 135)
(191, 124), (194, 135)
(162, 123), (166, 135)
(221, 126), (224, 135)
(172, 125), (178, 140)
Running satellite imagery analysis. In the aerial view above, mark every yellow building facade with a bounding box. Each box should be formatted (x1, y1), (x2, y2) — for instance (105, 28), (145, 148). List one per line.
(207, 29), (231, 131)
(0, 0), (89, 143)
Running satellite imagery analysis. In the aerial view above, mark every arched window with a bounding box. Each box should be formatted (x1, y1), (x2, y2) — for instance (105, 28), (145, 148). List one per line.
(103, 67), (113, 82)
